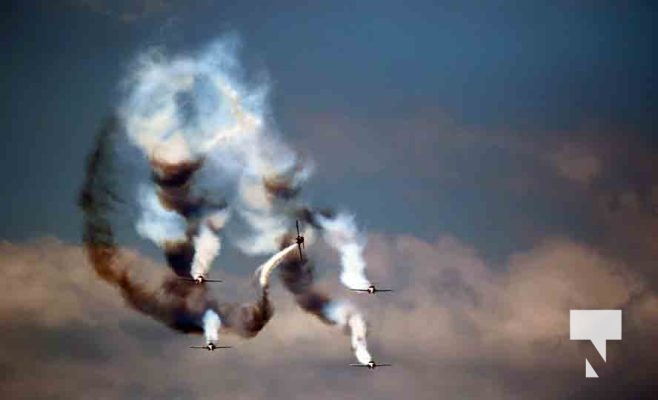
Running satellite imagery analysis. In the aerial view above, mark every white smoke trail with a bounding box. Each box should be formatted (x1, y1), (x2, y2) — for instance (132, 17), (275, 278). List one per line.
(233, 177), (287, 255)
(349, 314), (372, 365)
(202, 309), (222, 344)
(254, 243), (299, 288)
(120, 39), (263, 165)
(189, 209), (230, 279)
(121, 38), (306, 255)
(190, 223), (221, 279)
(315, 213), (371, 290)
(324, 301), (372, 365)
(232, 167), (311, 256)
(119, 37), (299, 183)
(207, 208), (230, 231)
(135, 184), (187, 245)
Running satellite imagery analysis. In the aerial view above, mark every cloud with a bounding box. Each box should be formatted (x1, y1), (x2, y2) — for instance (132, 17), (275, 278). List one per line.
(548, 144), (602, 184)
(290, 109), (620, 188)
(1, 235), (657, 399)
(366, 235), (651, 360)
(595, 185), (658, 290)
(292, 109), (491, 181)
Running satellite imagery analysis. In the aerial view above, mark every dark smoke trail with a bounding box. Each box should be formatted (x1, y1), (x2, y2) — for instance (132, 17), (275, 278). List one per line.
(149, 156), (227, 279)
(150, 156), (226, 278)
(275, 238), (372, 364)
(79, 117), (277, 340)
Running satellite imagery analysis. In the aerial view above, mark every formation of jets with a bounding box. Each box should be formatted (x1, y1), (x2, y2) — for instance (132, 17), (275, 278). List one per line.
(186, 220), (393, 369)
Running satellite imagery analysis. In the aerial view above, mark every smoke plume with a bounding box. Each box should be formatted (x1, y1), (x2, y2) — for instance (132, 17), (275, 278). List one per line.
(80, 118), (280, 341)
(191, 222), (222, 280)
(80, 36), (376, 364)
(202, 309), (222, 344)
(314, 212), (371, 290)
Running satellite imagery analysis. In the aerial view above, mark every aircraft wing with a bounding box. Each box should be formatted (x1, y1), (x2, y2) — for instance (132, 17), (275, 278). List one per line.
(190, 346), (207, 349)
(350, 289), (370, 292)
(349, 364), (369, 367)
(377, 363), (393, 367)
(377, 289), (394, 292)
(178, 277), (222, 283)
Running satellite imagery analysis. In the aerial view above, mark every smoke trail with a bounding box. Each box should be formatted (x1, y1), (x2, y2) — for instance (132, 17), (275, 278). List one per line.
(276, 244), (373, 364)
(324, 302), (372, 365)
(79, 118), (199, 332)
(202, 309), (221, 344)
(79, 117), (278, 340)
(191, 208), (230, 279)
(313, 212), (371, 290)
(254, 243), (299, 288)
(142, 155), (230, 279)
(81, 36), (379, 364)
(121, 36), (373, 292)
(120, 37), (298, 278)
(120, 37), (266, 169)
(136, 184), (188, 245)
(191, 222), (221, 280)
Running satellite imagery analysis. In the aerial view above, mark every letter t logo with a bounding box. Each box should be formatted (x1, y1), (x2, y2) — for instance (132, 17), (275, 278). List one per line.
(570, 310), (622, 378)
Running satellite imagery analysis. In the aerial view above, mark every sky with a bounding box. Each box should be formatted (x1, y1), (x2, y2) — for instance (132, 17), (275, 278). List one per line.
(1, 1), (657, 399)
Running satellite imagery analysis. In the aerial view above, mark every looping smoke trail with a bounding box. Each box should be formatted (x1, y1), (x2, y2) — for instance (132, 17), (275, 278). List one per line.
(80, 37), (377, 364)
(79, 118), (280, 341)
(120, 38), (374, 291)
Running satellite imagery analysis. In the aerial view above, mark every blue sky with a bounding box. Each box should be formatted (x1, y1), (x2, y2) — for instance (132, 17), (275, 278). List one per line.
(1, 1), (655, 251)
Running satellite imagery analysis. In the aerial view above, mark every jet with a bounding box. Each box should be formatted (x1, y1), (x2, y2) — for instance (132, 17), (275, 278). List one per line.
(349, 360), (392, 369)
(295, 220), (305, 262)
(179, 275), (222, 284)
(351, 284), (393, 294)
(190, 342), (232, 351)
